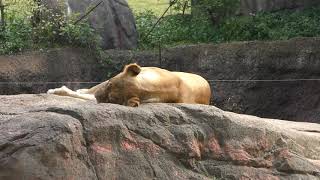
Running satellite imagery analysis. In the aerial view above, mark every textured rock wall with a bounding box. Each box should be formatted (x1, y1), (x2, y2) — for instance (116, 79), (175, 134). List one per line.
(104, 37), (320, 123)
(0, 94), (319, 179)
(0, 38), (319, 122)
(0, 48), (104, 94)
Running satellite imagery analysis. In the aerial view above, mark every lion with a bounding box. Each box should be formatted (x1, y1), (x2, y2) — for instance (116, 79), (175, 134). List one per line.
(47, 63), (211, 107)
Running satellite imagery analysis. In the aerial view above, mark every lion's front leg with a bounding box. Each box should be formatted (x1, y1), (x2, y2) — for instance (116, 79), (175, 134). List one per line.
(127, 97), (140, 107)
(47, 86), (74, 96)
(76, 89), (90, 94)
(47, 86), (96, 101)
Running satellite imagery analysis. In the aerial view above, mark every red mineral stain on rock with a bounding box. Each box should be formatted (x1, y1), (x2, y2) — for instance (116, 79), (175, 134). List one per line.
(265, 176), (280, 180)
(121, 140), (138, 151)
(257, 174), (280, 180)
(91, 143), (113, 153)
(143, 143), (161, 156)
(224, 144), (251, 163)
(276, 148), (290, 159)
(244, 137), (270, 156)
(189, 138), (202, 159)
(207, 137), (223, 157)
(257, 137), (269, 150)
(239, 174), (280, 180)
(173, 169), (184, 178)
(255, 159), (273, 168)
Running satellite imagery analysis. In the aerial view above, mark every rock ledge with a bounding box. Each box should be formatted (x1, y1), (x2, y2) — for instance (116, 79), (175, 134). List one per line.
(0, 94), (319, 179)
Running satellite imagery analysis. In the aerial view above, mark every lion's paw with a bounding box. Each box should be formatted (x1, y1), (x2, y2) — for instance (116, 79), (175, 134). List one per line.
(47, 86), (72, 96)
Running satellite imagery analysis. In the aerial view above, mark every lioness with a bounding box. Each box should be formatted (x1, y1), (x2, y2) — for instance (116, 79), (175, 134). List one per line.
(47, 63), (211, 107)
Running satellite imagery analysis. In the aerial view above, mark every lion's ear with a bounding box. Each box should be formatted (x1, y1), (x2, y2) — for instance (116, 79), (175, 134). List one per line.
(124, 63), (141, 76)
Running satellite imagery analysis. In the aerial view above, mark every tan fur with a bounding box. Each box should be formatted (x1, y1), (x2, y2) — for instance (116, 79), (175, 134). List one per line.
(47, 81), (109, 101)
(48, 63), (211, 107)
(94, 63), (211, 106)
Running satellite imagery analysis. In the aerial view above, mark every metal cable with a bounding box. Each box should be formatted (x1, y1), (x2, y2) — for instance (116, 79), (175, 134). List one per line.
(1, 79), (320, 85)
(207, 79), (320, 82)
(0, 82), (102, 84)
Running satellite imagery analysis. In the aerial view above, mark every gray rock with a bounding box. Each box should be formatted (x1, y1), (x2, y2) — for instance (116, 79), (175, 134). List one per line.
(0, 94), (319, 179)
(41, 0), (138, 49)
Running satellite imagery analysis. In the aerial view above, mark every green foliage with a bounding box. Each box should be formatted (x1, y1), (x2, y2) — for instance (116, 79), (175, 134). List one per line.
(173, 0), (240, 22)
(0, 19), (32, 54)
(0, 0), (34, 54)
(219, 8), (320, 41)
(0, 0), (100, 54)
(196, 0), (240, 16)
(136, 10), (218, 49)
(136, 7), (320, 49)
(128, 0), (169, 16)
(59, 21), (99, 48)
(5, 0), (36, 19)
(172, 0), (191, 14)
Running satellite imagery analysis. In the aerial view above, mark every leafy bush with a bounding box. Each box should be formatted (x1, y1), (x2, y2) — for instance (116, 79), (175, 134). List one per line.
(0, 17), (33, 54)
(0, 0), (33, 54)
(136, 7), (320, 49)
(136, 10), (218, 49)
(173, 0), (240, 23)
(219, 8), (320, 41)
(0, 0), (100, 54)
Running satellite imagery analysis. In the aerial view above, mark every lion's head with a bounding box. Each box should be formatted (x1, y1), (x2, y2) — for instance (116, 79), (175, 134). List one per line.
(94, 63), (141, 107)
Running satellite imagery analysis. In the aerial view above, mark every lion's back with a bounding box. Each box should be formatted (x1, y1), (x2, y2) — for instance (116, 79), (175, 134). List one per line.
(136, 67), (211, 104)
(173, 72), (211, 104)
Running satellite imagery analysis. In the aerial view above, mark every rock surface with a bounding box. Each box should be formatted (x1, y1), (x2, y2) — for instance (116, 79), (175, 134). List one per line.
(41, 0), (138, 49)
(1, 38), (320, 122)
(0, 94), (319, 179)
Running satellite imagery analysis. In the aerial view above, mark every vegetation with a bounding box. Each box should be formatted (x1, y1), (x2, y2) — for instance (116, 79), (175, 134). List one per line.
(128, 0), (169, 16)
(0, 0), (99, 54)
(135, 5), (320, 49)
(136, 11), (218, 49)
(0, 0), (320, 54)
(172, 0), (240, 23)
(219, 9), (320, 41)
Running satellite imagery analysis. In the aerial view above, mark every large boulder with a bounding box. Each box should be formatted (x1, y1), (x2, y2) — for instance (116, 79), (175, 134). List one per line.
(40, 0), (138, 49)
(0, 94), (319, 179)
(240, 0), (320, 15)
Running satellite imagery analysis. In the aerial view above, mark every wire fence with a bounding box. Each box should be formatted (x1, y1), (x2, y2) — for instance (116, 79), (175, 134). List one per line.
(207, 79), (320, 82)
(0, 82), (102, 85)
(1, 78), (320, 86)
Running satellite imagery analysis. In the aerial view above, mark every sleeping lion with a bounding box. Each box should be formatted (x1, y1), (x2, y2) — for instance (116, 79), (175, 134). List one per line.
(47, 63), (211, 107)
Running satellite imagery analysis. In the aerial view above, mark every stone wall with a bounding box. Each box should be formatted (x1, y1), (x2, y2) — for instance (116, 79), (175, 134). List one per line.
(0, 48), (104, 94)
(1, 38), (319, 122)
(104, 37), (320, 122)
